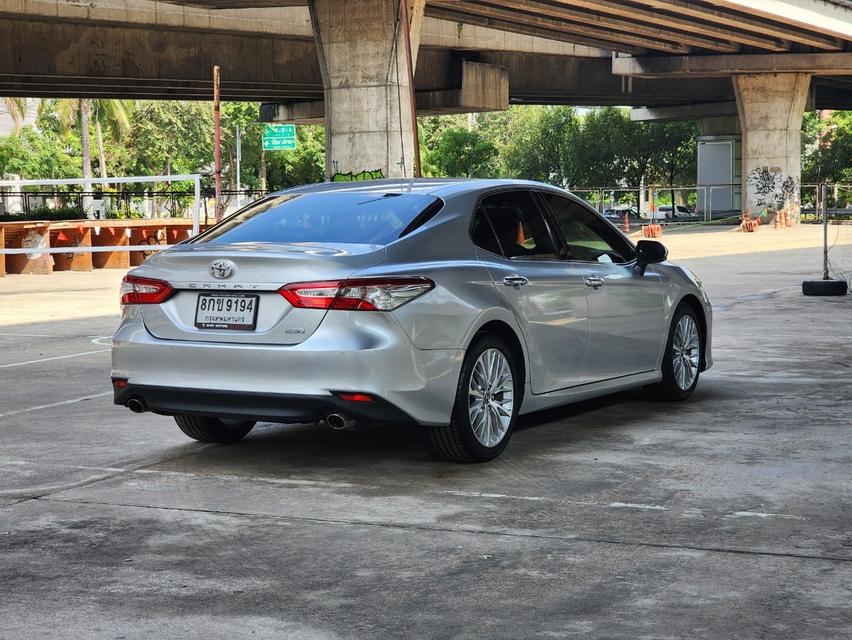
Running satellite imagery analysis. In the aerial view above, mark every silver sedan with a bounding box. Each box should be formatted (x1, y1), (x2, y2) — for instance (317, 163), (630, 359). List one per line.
(112, 179), (712, 462)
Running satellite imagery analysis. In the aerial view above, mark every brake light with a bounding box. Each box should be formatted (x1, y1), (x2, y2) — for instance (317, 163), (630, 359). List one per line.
(280, 277), (433, 311)
(337, 392), (374, 403)
(120, 274), (174, 305)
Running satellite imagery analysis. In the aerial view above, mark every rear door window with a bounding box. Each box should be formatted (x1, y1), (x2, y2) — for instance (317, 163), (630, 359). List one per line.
(479, 191), (559, 260)
(192, 192), (442, 246)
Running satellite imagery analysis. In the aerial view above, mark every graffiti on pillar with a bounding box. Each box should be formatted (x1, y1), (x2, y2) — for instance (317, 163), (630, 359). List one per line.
(332, 169), (385, 182)
(746, 167), (800, 208)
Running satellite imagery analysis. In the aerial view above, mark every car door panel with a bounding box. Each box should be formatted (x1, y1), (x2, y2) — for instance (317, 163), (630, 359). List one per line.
(538, 191), (667, 383)
(472, 190), (590, 394)
(580, 263), (664, 382)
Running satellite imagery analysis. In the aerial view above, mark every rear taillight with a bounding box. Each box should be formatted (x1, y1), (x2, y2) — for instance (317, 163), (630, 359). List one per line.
(280, 277), (433, 311)
(120, 274), (174, 305)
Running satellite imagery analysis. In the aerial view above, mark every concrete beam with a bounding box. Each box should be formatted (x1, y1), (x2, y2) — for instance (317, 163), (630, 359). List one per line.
(630, 101), (738, 121)
(428, 1), (690, 53)
(0, 16), (322, 101)
(419, 60), (509, 113)
(466, 0), (751, 52)
(262, 60), (509, 123)
(628, 0), (841, 50)
(703, 0), (852, 42)
(612, 52), (852, 78)
(510, 0), (786, 51)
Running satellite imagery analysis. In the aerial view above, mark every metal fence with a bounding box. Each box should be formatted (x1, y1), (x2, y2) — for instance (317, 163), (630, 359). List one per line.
(0, 187), (268, 225)
(572, 182), (852, 225)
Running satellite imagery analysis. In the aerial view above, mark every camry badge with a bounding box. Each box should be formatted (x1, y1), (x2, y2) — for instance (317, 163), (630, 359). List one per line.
(209, 259), (236, 279)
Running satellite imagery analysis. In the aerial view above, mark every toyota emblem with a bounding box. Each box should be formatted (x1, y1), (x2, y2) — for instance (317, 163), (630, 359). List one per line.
(210, 259), (236, 279)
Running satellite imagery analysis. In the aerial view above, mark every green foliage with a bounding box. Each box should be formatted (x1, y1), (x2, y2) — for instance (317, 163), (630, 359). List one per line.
(0, 126), (81, 181)
(427, 126), (498, 178)
(0, 205), (86, 221)
(802, 111), (852, 184)
(5, 97), (850, 202)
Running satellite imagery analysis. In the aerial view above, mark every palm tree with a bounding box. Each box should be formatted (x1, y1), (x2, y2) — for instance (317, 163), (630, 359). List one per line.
(56, 98), (94, 214)
(2, 97), (28, 134)
(55, 99), (131, 215)
(91, 100), (131, 180)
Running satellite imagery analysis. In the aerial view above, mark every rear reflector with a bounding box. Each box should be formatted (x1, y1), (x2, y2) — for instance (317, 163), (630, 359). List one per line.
(337, 392), (374, 403)
(120, 274), (174, 305)
(280, 277), (433, 311)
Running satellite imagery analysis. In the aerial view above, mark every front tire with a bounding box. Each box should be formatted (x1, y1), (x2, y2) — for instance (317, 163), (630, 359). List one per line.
(430, 334), (519, 463)
(644, 304), (703, 401)
(174, 415), (255, 444)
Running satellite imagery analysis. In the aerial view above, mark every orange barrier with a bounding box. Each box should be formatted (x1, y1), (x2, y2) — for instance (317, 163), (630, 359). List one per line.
(0, 218), (205, 276)
(50, 222), (93, 272)
(642, 224), (662, 238)
(1, 221), (52, 275)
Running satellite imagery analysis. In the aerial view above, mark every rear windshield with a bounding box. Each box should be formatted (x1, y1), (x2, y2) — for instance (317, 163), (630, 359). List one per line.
(192, 192), (441, 246)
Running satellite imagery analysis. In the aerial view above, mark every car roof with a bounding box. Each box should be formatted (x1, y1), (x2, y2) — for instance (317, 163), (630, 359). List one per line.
(272, 178), (564, 199)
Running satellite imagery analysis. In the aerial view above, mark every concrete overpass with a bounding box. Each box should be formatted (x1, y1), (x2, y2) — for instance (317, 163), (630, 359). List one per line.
(1, 0), (852, 208)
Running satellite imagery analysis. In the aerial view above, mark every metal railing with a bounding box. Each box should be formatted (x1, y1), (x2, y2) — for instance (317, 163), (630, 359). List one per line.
(572, 182), (852, 226)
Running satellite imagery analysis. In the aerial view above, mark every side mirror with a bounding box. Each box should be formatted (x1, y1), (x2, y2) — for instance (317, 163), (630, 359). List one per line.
(636, 240), (667, 273)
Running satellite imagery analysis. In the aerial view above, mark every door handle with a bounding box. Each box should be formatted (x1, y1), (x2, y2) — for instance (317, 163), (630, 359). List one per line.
(584, 276), (605, 289)
(503, 275), (529, 287)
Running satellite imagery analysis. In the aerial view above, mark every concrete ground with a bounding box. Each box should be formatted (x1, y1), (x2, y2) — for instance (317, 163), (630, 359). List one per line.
(1, 225), (850, 639)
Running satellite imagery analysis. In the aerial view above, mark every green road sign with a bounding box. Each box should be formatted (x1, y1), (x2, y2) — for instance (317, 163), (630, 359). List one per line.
(262, 124), (297, 151)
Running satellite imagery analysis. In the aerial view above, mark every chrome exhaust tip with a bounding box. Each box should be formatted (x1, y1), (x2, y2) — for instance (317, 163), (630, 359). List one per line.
(126, 398), (146, 414)
(326, 413), (357, 430)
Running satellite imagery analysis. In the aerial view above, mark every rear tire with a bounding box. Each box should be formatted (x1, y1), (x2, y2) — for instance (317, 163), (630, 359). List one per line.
(802, 279), (848, 296)
(643, 304), (703, 402)
(430, 334), (520, 463)
(174, 415), (255, 444)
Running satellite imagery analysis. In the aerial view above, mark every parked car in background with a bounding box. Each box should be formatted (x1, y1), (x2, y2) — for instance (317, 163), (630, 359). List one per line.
(113, 179), (713, 462)
(653, 205), (702, 223)
(603, 207), (642, 226)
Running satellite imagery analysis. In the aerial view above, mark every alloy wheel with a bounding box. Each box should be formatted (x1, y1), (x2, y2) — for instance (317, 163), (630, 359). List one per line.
(468, 348), (514, 447)
(672, 314), (700, 390)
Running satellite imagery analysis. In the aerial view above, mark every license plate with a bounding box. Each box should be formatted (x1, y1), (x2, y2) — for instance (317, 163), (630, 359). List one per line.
(194, 293), (259, 331)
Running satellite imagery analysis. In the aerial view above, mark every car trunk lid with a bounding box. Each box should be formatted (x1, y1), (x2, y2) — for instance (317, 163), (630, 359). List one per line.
(136, 242), (386, 344)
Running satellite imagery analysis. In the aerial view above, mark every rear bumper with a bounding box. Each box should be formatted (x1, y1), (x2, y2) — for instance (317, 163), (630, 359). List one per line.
(113, 383), (418, 425)
(111, 307), (464, 426)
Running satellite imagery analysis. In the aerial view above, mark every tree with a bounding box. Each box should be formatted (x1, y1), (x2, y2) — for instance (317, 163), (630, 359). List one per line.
(2, 97), (28, 134)
(649, 121), (698, 208)
(428, 127), (498, 178)
(55, 98), (95, 213)
(91, 100), (132, 180)
(803, 110), (852, 186)
(500, 106), (585, 186)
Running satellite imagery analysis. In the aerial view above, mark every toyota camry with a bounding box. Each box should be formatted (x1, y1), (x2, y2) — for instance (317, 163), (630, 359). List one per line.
(112, 179), (712, 462)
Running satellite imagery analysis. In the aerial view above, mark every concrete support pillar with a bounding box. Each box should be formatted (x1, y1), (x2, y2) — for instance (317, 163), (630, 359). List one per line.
(309, 0), (424, 181)
(732, 73), (810, 215)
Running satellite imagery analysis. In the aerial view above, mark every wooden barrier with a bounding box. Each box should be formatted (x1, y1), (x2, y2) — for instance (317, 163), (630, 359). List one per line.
(0, 218), (205, 276)
(1, 221), (52, 275)
(50, 222), (93, 272)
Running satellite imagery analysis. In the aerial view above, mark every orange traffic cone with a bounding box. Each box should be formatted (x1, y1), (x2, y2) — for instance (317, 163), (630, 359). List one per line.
(623, 212), (630, 233)
(515, 221), (527, 247)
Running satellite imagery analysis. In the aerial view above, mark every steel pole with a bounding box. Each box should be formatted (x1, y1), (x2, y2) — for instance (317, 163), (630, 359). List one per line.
(399, 0), (421, 178)
(213, 65), (223, 221)
(235, 123), (242, 208)
(822, 182), (829, 280)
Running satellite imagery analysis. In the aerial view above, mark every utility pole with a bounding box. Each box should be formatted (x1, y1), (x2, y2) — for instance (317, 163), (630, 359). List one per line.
(235, 124), (242, 208)
(213, 65), (223, 221)
(399, 0), (421, 178)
